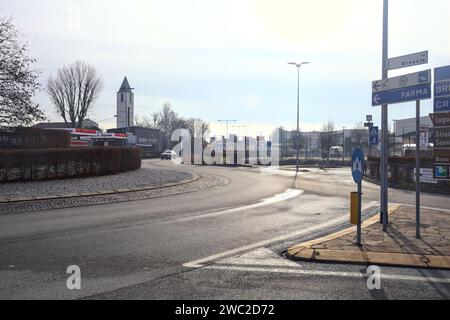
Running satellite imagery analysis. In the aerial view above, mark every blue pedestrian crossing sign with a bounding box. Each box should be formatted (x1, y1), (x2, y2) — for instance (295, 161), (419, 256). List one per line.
(352, 148), (365, 184)
(369, 126), (379, 146)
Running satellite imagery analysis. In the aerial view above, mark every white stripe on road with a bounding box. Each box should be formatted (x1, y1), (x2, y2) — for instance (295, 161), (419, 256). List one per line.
(183, 201), (379, 268)
(169, 189), (303, 225)
(206, 265), (450, 284)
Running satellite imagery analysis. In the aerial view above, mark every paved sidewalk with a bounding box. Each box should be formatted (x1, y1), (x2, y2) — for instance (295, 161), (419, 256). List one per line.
(287, 205), (450, 269)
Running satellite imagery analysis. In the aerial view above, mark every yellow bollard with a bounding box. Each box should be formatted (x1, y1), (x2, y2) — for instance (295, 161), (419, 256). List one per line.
(350, 192), (359, 225)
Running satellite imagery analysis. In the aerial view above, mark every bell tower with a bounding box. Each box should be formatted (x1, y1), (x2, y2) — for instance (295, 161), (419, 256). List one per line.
(116, 76), (134, 129)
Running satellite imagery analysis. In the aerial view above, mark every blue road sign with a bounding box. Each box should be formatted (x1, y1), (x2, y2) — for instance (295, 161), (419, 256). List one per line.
(369, 126), (379, 145)
(435, 65), (450, 82)
(372, 83), (431, 106)
(352, 148), (365, 184)
(435, 97), (450, 112)
(435, 66), (450, 113)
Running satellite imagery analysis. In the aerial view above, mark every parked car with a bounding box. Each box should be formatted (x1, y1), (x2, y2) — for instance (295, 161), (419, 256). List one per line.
(160, 150), (177, 160)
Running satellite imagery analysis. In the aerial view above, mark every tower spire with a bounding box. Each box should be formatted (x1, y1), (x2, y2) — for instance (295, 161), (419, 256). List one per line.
(119, 76), (132, 92)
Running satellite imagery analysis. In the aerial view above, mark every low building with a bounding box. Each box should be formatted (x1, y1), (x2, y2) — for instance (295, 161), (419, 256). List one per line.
(34, 119), (101, 131)
(107, 126), (163, 158)
(33, 121), (128, 147)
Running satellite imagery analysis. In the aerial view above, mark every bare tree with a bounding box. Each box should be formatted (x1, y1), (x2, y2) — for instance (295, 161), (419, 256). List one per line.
(186, 118), (210, 140)
(47, 61), (103, 128)
(351, 122), (368, 148)
(0, 16), (44, 126)
(320, 120), (337, 164)
(135, 114), (158, 128)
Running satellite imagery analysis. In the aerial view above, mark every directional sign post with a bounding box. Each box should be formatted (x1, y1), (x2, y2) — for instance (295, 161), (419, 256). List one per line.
(429, 112), (450, 127)
(351, 148), (364, 246)
(432, 66), (450, 183)
(372, 70), (432, 106)
(387, 51), (428, 71)
(372, 68), (432, 239)
(434, 66), (450, 113)
(434, 127), (450, 148)
(369, 126), (379, 146)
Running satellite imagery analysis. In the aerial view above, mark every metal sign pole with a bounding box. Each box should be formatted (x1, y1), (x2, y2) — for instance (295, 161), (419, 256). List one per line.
(416, 100), (421, 239)
(381, 0), (389, 231)
(357, 181), (362, 246)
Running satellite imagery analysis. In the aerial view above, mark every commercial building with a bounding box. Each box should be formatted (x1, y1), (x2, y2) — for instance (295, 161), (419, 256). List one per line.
(107, 126), (163, 158)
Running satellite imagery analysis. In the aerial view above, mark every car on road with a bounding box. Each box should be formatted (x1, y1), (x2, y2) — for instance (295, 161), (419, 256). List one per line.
(160, 150), (177, 160)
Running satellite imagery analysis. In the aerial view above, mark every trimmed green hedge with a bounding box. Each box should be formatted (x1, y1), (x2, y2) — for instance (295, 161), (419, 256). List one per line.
(0, 127), (71, 149)
(0, 147), (142, 182)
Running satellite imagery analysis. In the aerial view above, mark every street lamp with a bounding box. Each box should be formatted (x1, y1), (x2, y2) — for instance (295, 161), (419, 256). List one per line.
(217, 120), (237, 139)
(342, 126), (346, 162)
(288, 61), (310, 172)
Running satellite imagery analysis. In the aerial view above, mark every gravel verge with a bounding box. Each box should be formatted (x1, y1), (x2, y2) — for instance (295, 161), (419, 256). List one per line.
(0, 175), (224, 214)
(0, 167), (193, 201)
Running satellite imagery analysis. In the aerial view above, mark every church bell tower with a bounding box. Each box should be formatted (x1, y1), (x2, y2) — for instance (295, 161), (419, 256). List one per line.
(116, 76), (134, 129)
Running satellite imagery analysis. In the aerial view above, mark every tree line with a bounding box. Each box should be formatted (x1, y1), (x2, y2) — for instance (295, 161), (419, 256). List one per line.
(0, 16), (102, 128)
(135, 102), (210, 149)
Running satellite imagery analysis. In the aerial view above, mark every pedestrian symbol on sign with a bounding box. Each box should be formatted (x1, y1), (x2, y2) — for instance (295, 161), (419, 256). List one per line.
(369, 126), (379, 146)
(352, 148), (365, 184)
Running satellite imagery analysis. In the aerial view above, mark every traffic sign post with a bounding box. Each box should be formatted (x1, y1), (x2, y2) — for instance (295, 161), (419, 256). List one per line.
(434, 66), (450, 112)
(369, 126), (379, 146)
(415, 100), (421, 239)
(387, 51), (428, 70)
(372, 70), (432, 106)
(351, 148), (364, 246)
(372, 67), (431, 238)
(432, 67), (450, 181)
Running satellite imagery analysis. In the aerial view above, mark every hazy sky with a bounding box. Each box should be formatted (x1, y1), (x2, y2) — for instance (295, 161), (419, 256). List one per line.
(2, 0), (449, 136)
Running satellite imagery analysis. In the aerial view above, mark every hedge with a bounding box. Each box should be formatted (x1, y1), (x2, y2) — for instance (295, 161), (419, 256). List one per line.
(0, 127), (71, 149)
(119, 147), (142, 172)
(0, 147), (142, 182)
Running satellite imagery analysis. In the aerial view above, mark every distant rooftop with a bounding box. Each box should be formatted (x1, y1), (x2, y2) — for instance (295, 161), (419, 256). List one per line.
(34, 119), (100, 130)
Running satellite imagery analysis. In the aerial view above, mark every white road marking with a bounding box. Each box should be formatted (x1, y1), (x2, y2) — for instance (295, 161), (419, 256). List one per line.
(182, 201), (379, 268)
(169, 189), (303, 224)
(205, 265), (450, 284)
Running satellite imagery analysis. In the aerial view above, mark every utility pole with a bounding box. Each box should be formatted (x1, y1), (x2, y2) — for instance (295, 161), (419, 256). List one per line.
(342, 126), (346, 162)
(288, 61), (310, 172)
(217, 120), (237, 139)
(232, 125), (247, 137)
(380, 0), (389, 230)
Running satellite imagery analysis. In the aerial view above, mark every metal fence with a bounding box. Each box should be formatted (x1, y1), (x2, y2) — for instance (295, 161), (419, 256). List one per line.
(365, 160), (450, 194)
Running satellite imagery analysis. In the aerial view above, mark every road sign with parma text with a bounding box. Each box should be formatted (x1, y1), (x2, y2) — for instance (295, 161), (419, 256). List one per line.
(372, 70), (431, 106)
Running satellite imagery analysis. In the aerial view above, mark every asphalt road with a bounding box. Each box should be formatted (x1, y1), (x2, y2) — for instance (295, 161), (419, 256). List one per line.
(0, 160), (449, 300)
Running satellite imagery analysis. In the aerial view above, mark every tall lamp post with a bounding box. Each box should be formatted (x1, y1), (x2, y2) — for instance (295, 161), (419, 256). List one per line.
(288, 61), (310, 172)
(342, 126), (346, 162)
(217, 120), (237, 139)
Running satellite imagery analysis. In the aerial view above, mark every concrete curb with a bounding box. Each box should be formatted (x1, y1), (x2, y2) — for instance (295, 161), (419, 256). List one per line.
(286, 204), (450, 270)
(0, 174), (200, 204)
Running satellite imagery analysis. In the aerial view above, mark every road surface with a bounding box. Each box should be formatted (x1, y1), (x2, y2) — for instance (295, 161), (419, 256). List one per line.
(0, 160), (449, 299)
